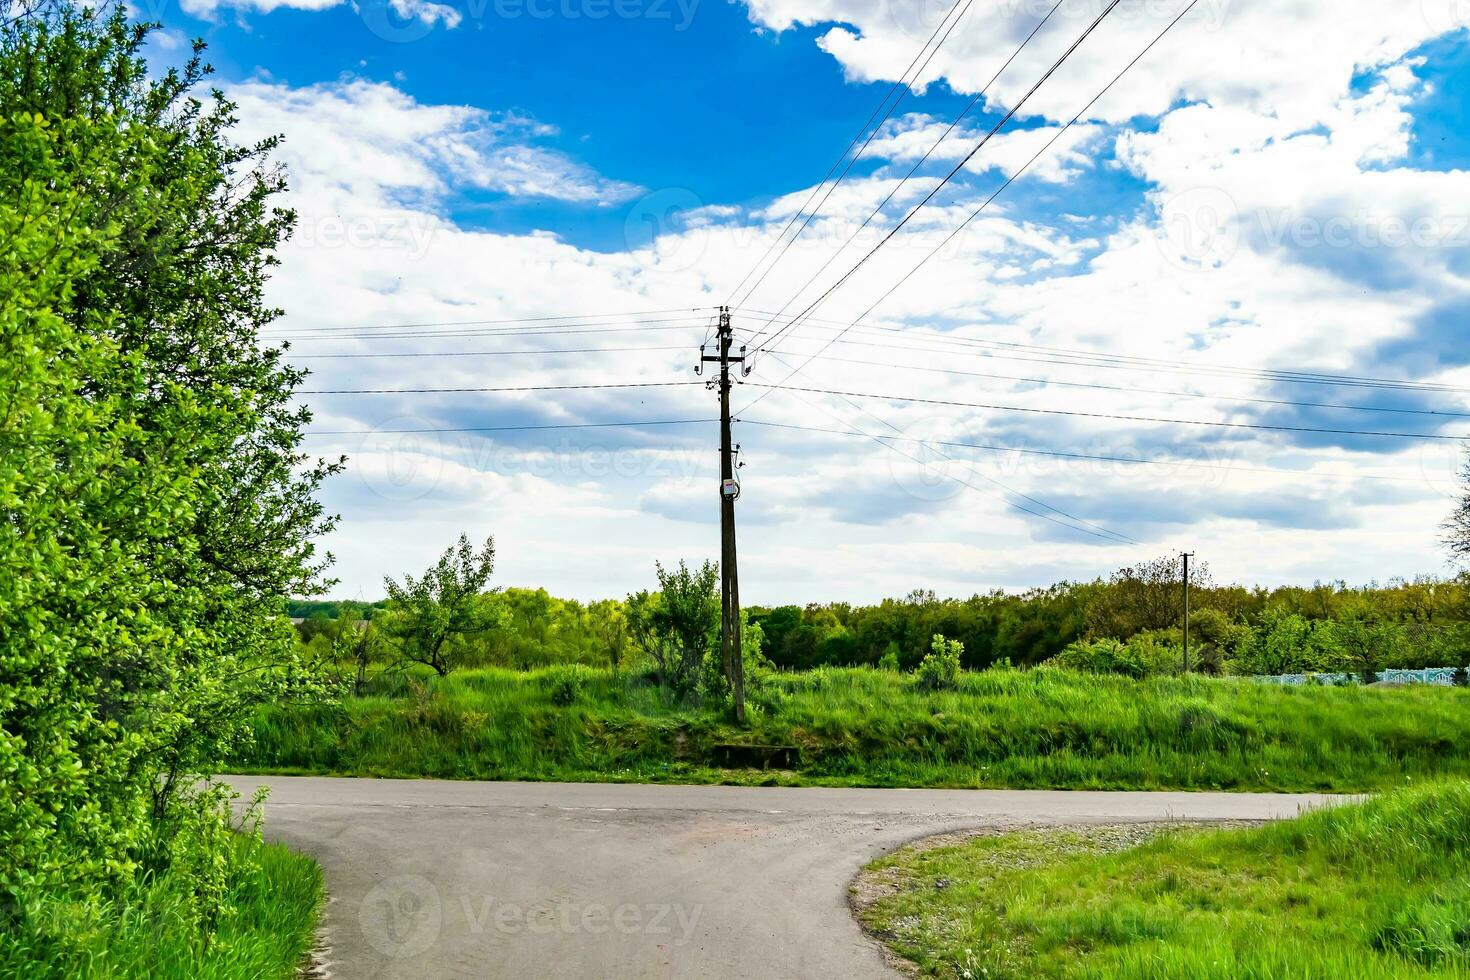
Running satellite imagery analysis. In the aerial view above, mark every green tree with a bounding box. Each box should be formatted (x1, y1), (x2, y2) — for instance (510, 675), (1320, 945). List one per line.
(626, 560), (719, 691)
(1, 2), (336, 932)
(383, 534), (504, 677)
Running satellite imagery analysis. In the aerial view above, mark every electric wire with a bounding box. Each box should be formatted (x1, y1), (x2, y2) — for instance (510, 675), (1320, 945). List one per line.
(725, 0), (974, 309)
(746, 380), (1468, 441)
(739, 419), (1423, 485)
(733, 0), (982, 314)
(744, 0), (1070, 350)
(739, 0), (1205, 417)
(299, 381), (703, 395)
(753, 0), (1126, 358)
(745, 360), (1137, 544)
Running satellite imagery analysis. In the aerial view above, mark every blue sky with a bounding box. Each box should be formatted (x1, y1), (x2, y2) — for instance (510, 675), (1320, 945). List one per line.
(141, 0), (1470, 600)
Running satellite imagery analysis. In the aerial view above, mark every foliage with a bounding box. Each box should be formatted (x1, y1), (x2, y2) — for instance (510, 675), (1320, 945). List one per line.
(382, 533), (503, 677)
(0, 0), (333, 951)
(1086, 554), (1210, 639)
(878, 644), (902, 671)
(856, 780), (1470, 979)
(235, 665), (1470, 792)
(1051, 634), (1183, 679)
(916, 634), (963, 691)
(626, 560), (719, 692)
(0, 832), (321, 979)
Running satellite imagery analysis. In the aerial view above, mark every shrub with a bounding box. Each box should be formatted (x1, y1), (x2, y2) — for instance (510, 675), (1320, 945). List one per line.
(878, 645), (901, 672)
(1052, 638), (1146, 678)
(546, 666), (589, 706)
(917, 635), (963, 691)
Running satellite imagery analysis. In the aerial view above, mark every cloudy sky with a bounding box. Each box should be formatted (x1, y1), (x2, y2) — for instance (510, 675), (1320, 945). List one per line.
(146, 0), (1470, 602)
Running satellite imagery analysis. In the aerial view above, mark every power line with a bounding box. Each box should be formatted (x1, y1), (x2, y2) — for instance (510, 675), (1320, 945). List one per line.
(298, 381), (703, 395)
(725, 0), (974, 310)
(803, 352), (1470, 420)
(737, 0), (1207, 417)
(829, 0), (1208, 350)
(739, 419), (1423, 485)
(289, 338), (1470, 421)
(745, 0), (1069, 350)
(746, 364), (1136, 544)
(263, 308), (715, 335)
(289, 344), (687, 360)
(746, 380), (1468, 441)
(276, 322), (710, 343)
(745, 310), (1470, 395)
(754, 0), (1126, 358)
(304, 418), (714, 436)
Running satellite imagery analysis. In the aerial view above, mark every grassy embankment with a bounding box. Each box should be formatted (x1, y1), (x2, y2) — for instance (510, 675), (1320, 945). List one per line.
(854, 779), (1470, 978)
(234, 665), (1470, 792)
(0, 838), (322, 979)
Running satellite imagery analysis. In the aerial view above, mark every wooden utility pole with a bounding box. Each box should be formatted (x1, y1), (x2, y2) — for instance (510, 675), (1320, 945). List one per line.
(701, 307), (747, 722)
(1181, 551), (1195, 674)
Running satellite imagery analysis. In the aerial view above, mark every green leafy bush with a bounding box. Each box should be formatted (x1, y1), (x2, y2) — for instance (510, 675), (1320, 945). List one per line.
(0, 2), (332, 959)
(917, 635), (963, 691)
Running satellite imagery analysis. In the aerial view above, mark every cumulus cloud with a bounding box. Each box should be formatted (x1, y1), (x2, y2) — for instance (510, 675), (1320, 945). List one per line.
(229, 79), (642, 207)
(229, 6), (1470, 599)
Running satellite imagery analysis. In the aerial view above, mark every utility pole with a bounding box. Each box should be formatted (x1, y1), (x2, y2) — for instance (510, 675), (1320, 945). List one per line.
(1180, 551), (1195, 674)
(700, 307), (748, 722)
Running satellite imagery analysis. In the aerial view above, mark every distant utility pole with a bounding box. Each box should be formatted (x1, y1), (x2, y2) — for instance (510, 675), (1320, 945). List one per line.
(1180, 551), (1195, 674)
(700, 307), (748, 723)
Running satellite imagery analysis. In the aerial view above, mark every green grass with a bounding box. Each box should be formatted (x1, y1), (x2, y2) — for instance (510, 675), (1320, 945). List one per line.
(854, 779), (1470, 978)
(233, 664), (1470, 792)
(0, 837), (323, 979)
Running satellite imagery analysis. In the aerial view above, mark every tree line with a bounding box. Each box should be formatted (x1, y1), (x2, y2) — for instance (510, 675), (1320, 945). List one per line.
(297, 547), (1470, 683)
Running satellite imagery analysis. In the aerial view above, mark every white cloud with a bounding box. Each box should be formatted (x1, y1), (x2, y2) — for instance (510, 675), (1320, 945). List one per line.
(237, 13), (1470, 600)
(229, 79), (641, 208)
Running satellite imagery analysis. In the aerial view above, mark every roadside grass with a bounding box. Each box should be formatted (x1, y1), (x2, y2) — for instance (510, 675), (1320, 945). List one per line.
(0, 836), (322, 979)
(853, 780), (1470, 979)
(233, 664), (1470, 792)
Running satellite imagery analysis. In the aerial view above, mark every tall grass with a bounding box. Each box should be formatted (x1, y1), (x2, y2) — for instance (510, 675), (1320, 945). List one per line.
(858, 779), (1470, 978)
(0, 837), (322, 979)
(235, 665), (1470, 791)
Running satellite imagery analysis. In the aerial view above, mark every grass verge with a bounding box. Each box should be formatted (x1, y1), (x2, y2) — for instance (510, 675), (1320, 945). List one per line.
(0, 836), (323, 979)
(233, 664), (1470, 792)
(853, 780), (1470, 978)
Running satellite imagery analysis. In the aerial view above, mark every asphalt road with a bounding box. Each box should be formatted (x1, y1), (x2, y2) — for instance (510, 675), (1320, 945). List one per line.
(225, 776), (1342, 980)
